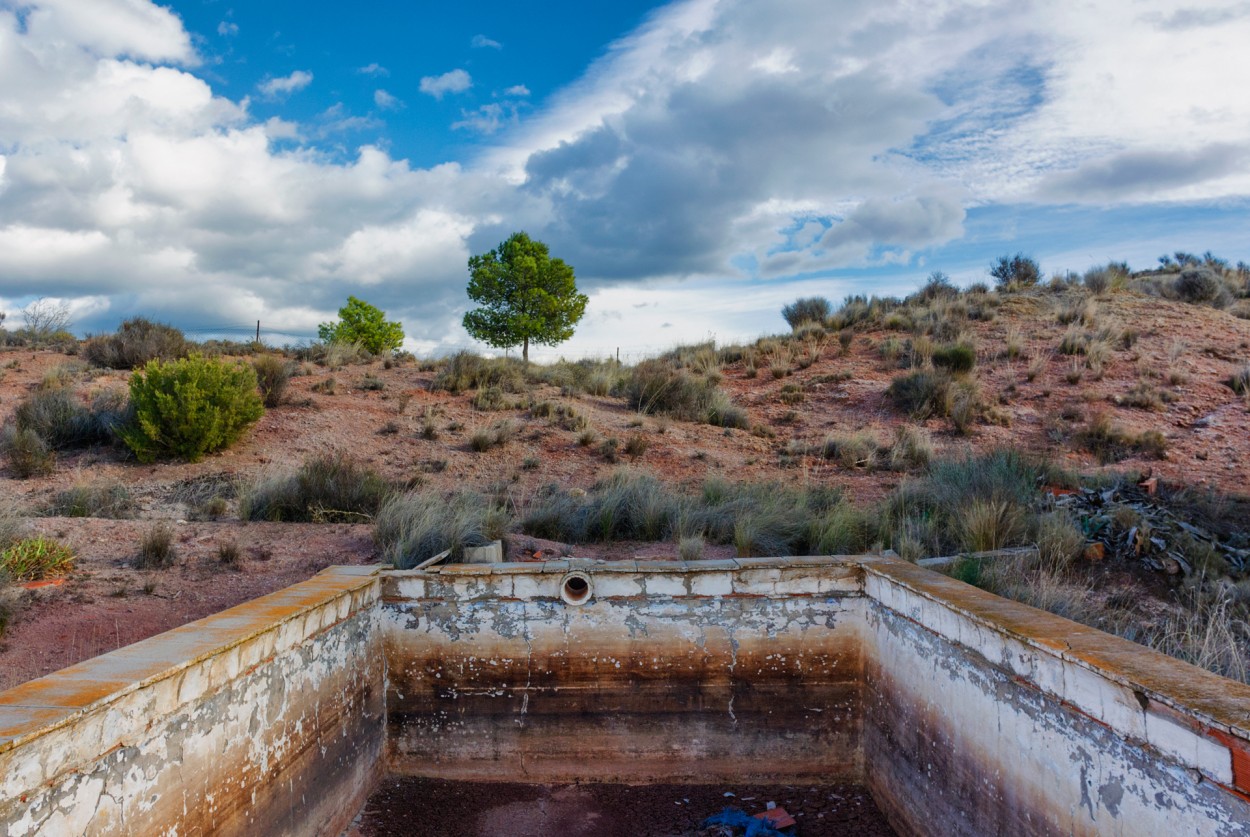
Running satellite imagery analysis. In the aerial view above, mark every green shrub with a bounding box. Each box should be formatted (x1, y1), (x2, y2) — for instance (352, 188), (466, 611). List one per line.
(82, 317), (189, 369)
(931, 342), (976, 373)
(120, 354), (265, 462)
(1, 537), (75, 581)
(375, 491), (510, 568)
(253, 354), (291, 408)
(626, 360), (749, 427)
(240, 453), (391, 522)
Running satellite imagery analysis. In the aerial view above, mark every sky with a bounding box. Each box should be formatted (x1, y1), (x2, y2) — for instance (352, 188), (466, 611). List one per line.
(1, 0), (1248, 359)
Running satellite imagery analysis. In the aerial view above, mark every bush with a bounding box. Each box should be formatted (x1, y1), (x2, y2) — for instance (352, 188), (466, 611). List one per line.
(1, 537), (75, 581)
(375, 491), (509, 568)
(431, 351), (527, 394)
(12, 387), (114, 449)
(120, 355), (265, 462)
(240, 453), (391, 522)
(886, 370), (950, 419)
(990, 253), (1041, 290)
(1174, 268), (1222, 304)
(318, 296), (404, 354)
(82, 317), (189, 369)
(931, 342), (976, 374)
(781, 297), (832, 329)
(136, 524), (176, 569)
(1, 426), (55, 477)
(253, 355), (291, 408)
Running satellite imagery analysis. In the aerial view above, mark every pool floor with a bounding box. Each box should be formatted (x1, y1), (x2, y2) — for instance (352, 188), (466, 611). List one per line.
(350, 776), (897, 836)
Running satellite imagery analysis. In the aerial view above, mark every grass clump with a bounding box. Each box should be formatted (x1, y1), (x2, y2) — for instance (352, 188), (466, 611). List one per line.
(1, 427), (55, 478)
(82, 317), (189, 369)
(931, 342), (976, 374)
(240, 453), (391, 522)
(469, 421), (514, 452)
(821, 431), (883, 469)
(121, 355), (264, 462)
(136, 524), (176, 569)
(886, 370), (950, 420)
(1, 537), (75, 581)
(374, 491), (509, 568)
(46, 483), (133, 519)
(626, 360), (748, 428)
(1075, 413), (1168, 463)
(431, 351), (527, 394)
(253, 354), (291, 408)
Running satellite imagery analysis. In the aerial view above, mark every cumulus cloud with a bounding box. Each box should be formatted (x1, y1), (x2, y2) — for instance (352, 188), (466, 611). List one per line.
(357, 62), (389, 76)
(374, 89), (403, 111)
(3, 0), (1250, 354)
(503, 85), (531, 97)
(419, 68), (472, 99)
(471, 34), (502, 49)
(257, 70), (313, 99)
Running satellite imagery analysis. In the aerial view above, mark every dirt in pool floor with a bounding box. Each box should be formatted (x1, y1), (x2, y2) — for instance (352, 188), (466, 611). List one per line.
(350, 776), (897, 837)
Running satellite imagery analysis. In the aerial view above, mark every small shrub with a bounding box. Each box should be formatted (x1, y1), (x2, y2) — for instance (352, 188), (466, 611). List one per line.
(120, 355), (265, 462)
(1035, 510), (1084, 571)
(218, 540), (242, 567)
(888, 425), (933, 471)
(781, 296), (832, 329)
(311, 376), (337, 394)
(678, 535), (705, 561)
(318, 296), (404, 354)
(136, 524), (176, 569)
(599, 437), (620, 463)
(931, 342), (976, 374)
(12, 387), (114, 449)
(624, 434), (649, 459)
(1115, 381), (1165, 411)
(1, 426), (55, 478)
(469, 421), (513, 452)
(626, 359), (748, 428)
(1, 537), (75, 581)
(82, 317), (189, 369)
(0, 572), (20, 637)
(577, 428), (597, 447)
(1227, 365), (1250, 396)
(253, 355), (291, 408)
(1174, 268), (1222, 304)
(358, 374), (386, 392)
(821, 431), (882, 469)
(991, 253), (1041, 290)
(1076, 413), (1168, 463)
(886, 370), (950, 419)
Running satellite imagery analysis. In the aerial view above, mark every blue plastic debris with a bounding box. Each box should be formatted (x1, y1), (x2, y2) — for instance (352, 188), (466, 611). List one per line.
(700, 808), (789, 836)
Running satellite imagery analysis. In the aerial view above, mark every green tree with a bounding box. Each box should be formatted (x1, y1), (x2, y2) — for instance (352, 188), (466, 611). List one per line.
(318, 296), (405, 354)
(463, 232), (588, 362)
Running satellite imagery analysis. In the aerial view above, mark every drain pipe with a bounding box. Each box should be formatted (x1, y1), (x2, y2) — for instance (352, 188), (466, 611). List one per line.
(560, 571), (593, 606)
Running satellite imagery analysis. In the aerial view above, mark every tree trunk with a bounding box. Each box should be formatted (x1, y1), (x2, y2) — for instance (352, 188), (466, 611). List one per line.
(522, 337), (529, 363)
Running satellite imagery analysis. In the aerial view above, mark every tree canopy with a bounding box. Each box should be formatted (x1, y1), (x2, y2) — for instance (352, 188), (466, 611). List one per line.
(318, 296), (404, 355)
(463, 232), (587, 362)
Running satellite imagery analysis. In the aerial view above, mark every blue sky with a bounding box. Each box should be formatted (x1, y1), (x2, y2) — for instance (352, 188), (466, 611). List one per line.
(1, 0), (1248, 358)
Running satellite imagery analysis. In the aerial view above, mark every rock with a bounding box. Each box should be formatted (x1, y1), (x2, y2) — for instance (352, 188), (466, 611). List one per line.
(1083, 542), (1105, 562)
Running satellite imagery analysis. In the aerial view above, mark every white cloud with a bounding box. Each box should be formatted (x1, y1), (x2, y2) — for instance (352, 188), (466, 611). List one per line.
(374, 89), (403, 110)
(357, 62), (389, 76)
(257, 70), (313, 99)
(419, 68), (471, 99)
(217, 21), (239, 37)
(503, 85), (531, 97)
(471, 34), (502, 49)
(2, 0), (1250, 355)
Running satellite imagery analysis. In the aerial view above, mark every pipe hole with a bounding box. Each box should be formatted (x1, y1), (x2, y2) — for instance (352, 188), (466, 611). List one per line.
(560, 572), (593, 606)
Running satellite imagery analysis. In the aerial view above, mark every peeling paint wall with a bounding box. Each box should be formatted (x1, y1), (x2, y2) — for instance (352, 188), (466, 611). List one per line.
(381, 558), (865, 784)
(862, 561), (1250, 837)
(0, 567), (385, 837)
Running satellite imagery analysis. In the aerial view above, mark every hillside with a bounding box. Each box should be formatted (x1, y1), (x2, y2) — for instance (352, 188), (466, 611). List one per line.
(1, 275), (1249, 688)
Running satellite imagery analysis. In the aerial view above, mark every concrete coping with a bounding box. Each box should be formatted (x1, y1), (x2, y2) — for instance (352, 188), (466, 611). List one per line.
(402, 554), (874, 576)
(866, 559), (1250, 742)
(0, 565), (384, 756)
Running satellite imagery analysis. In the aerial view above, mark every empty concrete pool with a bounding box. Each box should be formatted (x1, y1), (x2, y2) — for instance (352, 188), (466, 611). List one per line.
(3, 555), (1250, 835)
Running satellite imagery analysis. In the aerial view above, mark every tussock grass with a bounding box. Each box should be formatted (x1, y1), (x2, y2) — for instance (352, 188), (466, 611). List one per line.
(375, 491), (509, 568)
(46, 482), (133, 519)
(1, 537), (75, 581)
(136, 524), (176, 570)
(240, 453), (391, 522)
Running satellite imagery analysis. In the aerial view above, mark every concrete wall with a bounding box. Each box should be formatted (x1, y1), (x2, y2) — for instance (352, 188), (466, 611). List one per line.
(5, 554), (1250, 836)
(862, 559), (1250, 837)
(381, 557), (865, 784)
(0, 566), (384, 837)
